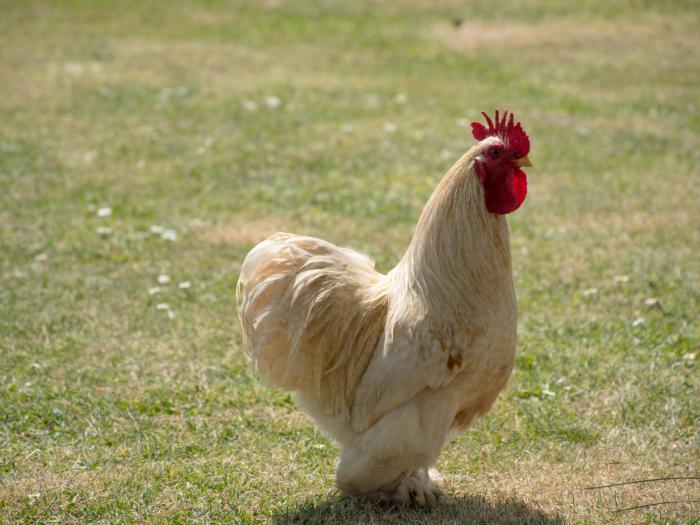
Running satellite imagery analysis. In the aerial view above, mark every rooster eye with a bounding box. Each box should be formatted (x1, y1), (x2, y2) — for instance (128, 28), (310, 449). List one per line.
(491, 148), (501, 158)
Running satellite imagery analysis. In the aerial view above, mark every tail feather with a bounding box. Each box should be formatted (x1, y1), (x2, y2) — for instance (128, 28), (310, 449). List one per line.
(238, 233), (389, 416)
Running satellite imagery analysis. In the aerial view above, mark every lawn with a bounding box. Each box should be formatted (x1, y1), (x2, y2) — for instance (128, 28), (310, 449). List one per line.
(1, 0), (698, 523)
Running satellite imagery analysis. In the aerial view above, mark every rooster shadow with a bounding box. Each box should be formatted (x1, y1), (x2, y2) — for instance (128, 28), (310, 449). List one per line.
(272, 492), (565, 525)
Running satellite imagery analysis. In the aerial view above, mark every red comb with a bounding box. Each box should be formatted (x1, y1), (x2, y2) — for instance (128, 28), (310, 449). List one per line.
(471, 109), (530, 158)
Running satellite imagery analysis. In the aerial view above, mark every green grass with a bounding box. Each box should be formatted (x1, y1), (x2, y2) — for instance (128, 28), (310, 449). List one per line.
(1, 0), (699, 523)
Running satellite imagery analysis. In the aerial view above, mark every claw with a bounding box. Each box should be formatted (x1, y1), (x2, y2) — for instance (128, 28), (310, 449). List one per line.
(389, 469), (445, 508)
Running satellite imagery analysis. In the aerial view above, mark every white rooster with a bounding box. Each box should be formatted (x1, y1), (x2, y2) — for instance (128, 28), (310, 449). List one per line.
(238, 110), (532, 505)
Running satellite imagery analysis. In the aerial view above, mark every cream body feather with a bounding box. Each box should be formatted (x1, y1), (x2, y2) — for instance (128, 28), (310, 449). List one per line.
(238, 137), (517, 504)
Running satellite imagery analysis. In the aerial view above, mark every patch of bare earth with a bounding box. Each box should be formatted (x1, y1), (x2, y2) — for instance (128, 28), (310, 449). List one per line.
(198, 217), (287, 246)
(437, 18), (698, 59)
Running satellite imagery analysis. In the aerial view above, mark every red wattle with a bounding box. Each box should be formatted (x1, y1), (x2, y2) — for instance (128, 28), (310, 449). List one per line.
(484, 168), (527, 215)
(512, 168), (528, 210)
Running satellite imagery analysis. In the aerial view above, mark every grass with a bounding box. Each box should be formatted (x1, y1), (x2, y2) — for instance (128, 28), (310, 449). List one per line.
(1, 0), (699, 523)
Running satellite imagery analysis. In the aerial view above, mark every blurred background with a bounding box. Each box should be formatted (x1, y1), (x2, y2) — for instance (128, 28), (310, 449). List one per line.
(1, 1), (698, 523)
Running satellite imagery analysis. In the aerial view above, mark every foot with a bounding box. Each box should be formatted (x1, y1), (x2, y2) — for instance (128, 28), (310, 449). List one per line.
(387, 469), (445, 507)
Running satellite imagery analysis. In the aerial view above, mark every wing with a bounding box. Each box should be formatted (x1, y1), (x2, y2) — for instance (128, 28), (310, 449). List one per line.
(239, 233), (390, 415)
(349, 315), (486, 434)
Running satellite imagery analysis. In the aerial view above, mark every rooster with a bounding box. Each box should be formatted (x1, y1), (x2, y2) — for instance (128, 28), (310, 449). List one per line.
(238, 110), (532, 505)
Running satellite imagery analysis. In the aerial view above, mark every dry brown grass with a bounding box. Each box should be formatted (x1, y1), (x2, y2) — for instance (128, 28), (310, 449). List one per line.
(198, 218), (288, 246)
(442, 452), (699, 523)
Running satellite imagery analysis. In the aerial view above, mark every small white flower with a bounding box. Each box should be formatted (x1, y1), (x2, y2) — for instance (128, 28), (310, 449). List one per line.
(156, 303), (175, 318)
(682, 352), (696, 361)
(178, 281), (191, 289)
(383, 122), (398, 133)
(340, 124), (354, 133)
(96, 226), (112, 236)
(395, 93), (407, 104)
(96, 207), (112, 218)
(582, 288), (598, 297)
(149, 225), (164, 234)
(541, 385), (556, 398)
(644, 297), (661, 307)
(161, 230), (177, 241)
(148, 287), (161, 295)
(265, 96), (281, 108)
(613, 275), (630, 284)
(157, 274), (171, 284)
(632, 317), (646, 327)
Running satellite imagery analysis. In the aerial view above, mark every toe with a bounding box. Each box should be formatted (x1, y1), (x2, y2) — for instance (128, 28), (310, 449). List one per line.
(392, 480), (410, 505)
(413, 489), (426, 507)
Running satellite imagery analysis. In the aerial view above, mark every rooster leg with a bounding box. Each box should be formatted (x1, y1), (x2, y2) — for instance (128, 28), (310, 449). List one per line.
(335, 448), (405, 498)
(336, 450), (444, 507)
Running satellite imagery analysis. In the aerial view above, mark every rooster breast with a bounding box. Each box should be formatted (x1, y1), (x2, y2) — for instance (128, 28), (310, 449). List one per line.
(348, 261), (517, 439)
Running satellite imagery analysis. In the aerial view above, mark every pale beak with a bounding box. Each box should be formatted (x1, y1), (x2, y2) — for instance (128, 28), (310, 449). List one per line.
(514, 155), (533, 168)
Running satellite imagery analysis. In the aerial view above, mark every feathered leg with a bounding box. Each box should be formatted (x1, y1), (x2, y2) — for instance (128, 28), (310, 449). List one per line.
(336, 449), (444, 506)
